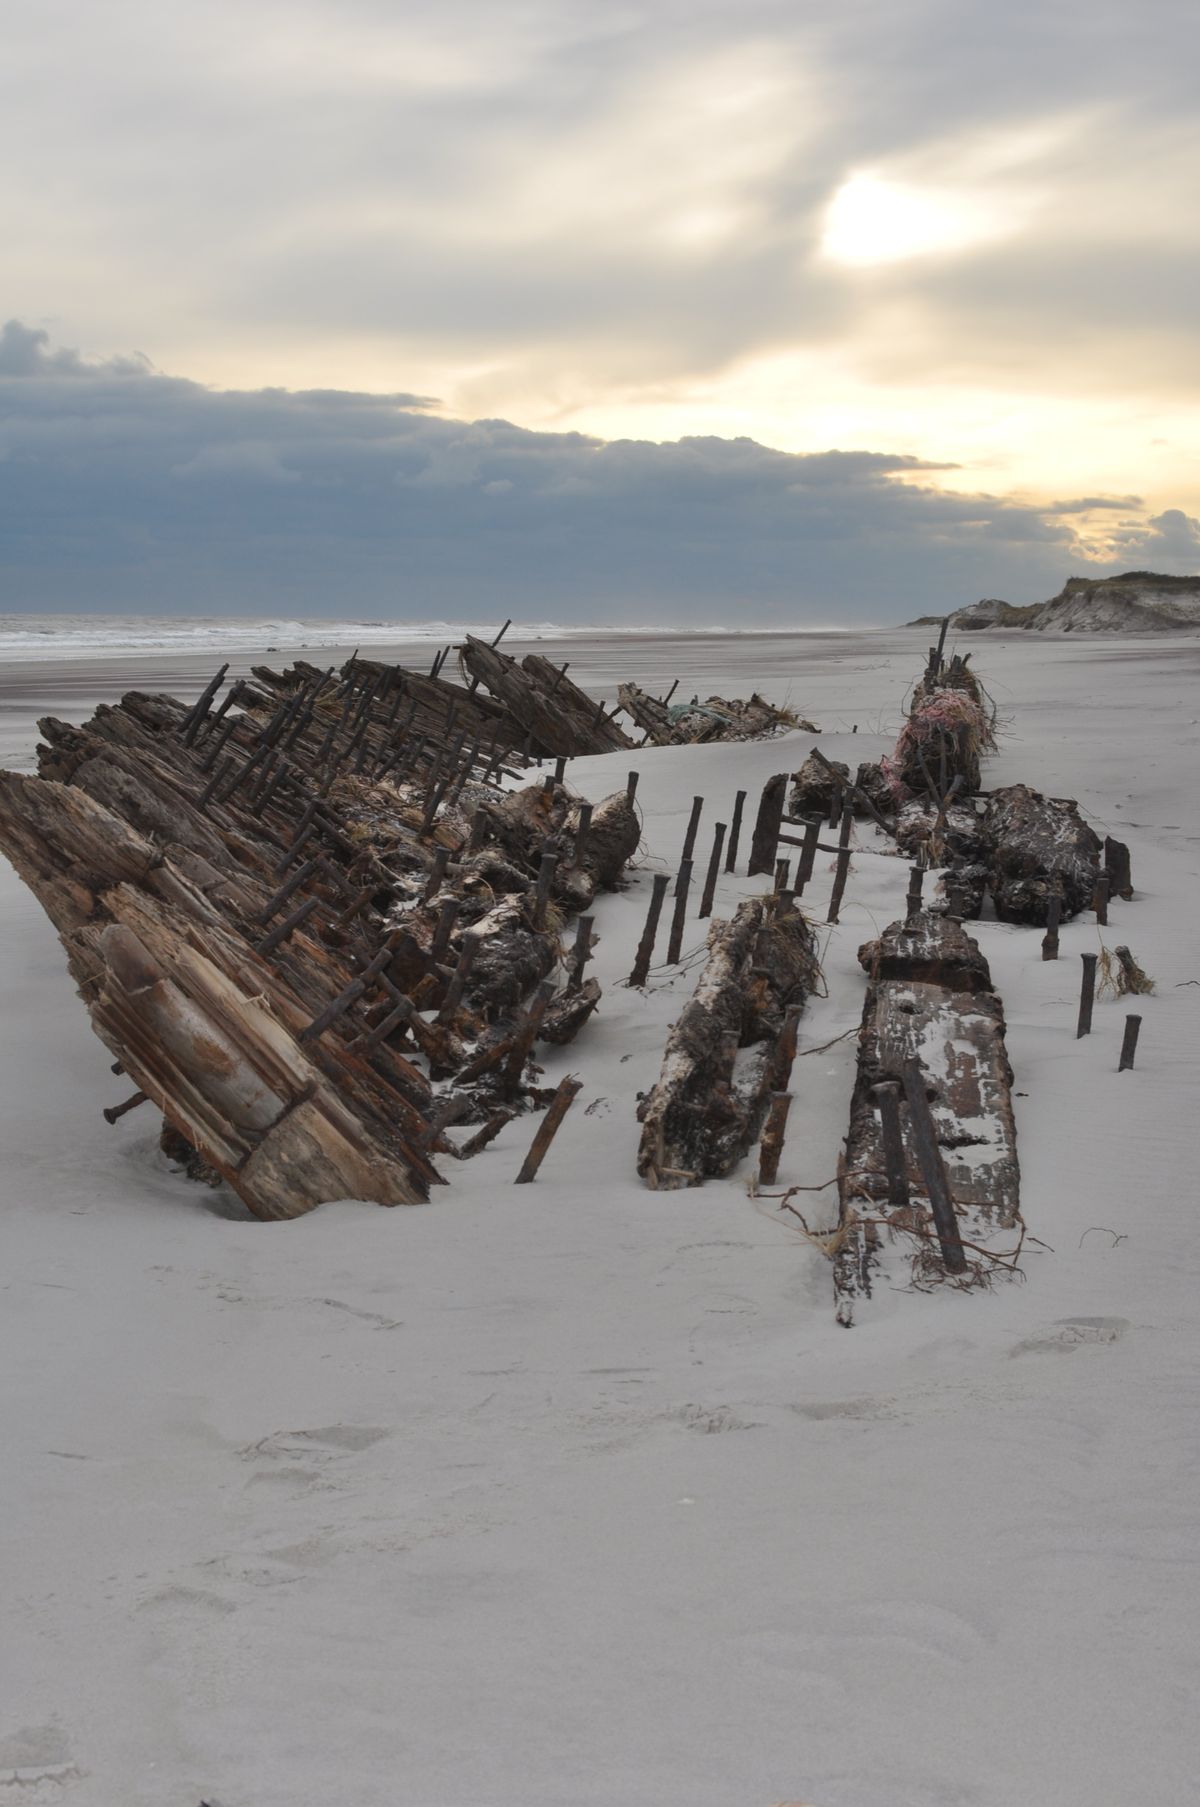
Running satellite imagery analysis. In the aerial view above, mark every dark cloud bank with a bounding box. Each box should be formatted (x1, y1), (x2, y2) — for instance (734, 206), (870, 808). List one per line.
(2, 320), (1195, 622)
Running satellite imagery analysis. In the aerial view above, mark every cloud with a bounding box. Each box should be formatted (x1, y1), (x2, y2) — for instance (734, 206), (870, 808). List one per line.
(1045, 496), (1143, 515)
(1110, 507), (1200, 562)
(4, 322), (1189, 621)
(0, 318), (151, 379)
(5, 0), (1197, 430)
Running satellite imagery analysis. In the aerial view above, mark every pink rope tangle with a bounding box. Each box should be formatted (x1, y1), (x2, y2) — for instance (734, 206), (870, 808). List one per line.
(884, 686), (993, 802)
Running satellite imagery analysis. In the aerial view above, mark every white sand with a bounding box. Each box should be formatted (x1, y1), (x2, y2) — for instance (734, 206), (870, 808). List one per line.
(2, 629), (1197, 1806)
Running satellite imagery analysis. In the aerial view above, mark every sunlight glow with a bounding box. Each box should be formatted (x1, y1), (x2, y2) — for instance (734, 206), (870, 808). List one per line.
(822, 172), (999, 266)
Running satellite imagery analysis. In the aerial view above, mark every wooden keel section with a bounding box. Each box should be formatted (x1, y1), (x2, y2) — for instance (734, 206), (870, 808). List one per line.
(834, 911), (1021, 1325)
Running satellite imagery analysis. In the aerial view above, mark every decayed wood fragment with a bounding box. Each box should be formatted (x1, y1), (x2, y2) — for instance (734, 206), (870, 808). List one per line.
(459, 636), (631, 756)
(789, 752), (848, 819)
(636, 898), (819, 1189)
(539, 978), (601, 1045)
(857, 913), (993, 994)
(747, 775), (788, 876)
(984, 784), (1101, 925)
(617, 683), (812, 746)
(617, 681), (683, 746)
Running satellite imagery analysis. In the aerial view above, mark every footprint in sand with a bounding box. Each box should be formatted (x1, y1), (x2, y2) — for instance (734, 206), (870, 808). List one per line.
(1010, 1316), (1130, 1356)
(0, 1724), (82, 1793)
(673, 1403), (761, 1435)
(136, 1582), (238, 1617)
(240, 1424), (390, 1462)
(237, 1424), (390, 1492)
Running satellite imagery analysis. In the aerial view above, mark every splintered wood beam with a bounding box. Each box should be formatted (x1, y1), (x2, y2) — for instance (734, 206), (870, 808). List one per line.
(256, 855), (322, 924)
(1041, 893), (1061, 959)
(680, 796), (704, 865)
(1093, 871), (1110, 925)
(826, 803), (854, 924)
(298, 940), (397, 1041)
(102, 1089), (149, 1124)
(514, 1075), (582, 1183)
(436, 934), (480, 1022)
(502, 981), (556, 1095)
(870, 1080), (910, 1211)
(430, 896), (461, 964)
(629, 873), (670, 987)
(807, 746), (896, 841)
(698, 823), (727, 919)
(901, 1060), (968, 1274)
(756, 1091), (792, 1187)
(254, 895), (321, 955)
(571, 802), (592, 869)
(1118, 1014), (1142, 1071)
(566, 914), (593, 993)
(181, 664), (229, 745)
(1104, 835), (1133, 900)
(665, 859), (693, 965)
(532, 849), (557, 931)
(934, 615), (951, 670)
(725, 790), (746, 872)
(197, 756), (234, 809)
(748, 775), (787, 876)
(794, 817), (821, 894)
(1077, 952), (1098, 1038)
(197, 685), (238, 748)
(422, 845), (451, 902)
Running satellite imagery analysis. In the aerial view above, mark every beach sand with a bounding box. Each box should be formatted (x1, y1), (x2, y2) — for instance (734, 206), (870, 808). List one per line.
(1, 627), (1197, 1806)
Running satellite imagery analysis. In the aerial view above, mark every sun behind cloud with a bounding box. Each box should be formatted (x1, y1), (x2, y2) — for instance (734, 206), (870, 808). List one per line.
(820, 171), (1012, 266)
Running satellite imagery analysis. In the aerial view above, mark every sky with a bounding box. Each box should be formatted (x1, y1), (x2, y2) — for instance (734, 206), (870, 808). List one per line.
(2, 0), (1199, 622)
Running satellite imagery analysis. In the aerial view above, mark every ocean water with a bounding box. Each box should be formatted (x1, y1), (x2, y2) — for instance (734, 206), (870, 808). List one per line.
(0, 614), (593, 663)
(0, 613), (851, 665)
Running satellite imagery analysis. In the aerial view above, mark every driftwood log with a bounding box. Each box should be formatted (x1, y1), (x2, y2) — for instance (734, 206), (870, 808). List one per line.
(636, 897), (819, 1188)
